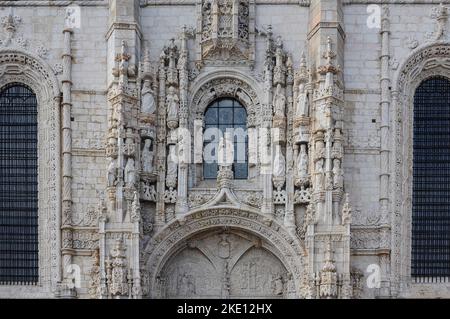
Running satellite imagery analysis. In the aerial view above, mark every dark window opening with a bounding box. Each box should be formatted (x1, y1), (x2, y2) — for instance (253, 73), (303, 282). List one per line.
(203, 98), (248, 180)
(412, 76), (450, 277)
(0, 84), (39, 285)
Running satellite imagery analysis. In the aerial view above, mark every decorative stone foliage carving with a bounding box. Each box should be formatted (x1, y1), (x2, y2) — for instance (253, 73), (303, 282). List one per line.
(273, 188), (287, 204)
(350, 227), (381, 250)
(89, 249), (101, 299)
(294, 187), (311, 204)
(107, 239), (129, 297)
(235, 191), (263, 208)
(188, 191), (215, 208)
(317, 242), (338, 299)
(164, 188), (177, 204)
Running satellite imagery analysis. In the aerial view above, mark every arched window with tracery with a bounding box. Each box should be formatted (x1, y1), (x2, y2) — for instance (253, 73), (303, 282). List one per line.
(412, 76), (450, 278)
(203, 98), (248, 180)
(0, 84), (38, 284)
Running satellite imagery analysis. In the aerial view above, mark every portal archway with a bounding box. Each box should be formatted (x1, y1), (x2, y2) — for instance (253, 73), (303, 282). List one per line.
(158, 229), (288, 298)
(142, 207), (308, 299)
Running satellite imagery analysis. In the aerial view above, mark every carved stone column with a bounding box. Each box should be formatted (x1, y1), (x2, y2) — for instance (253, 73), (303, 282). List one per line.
(60, 27), (75, 297)
(379, 4), (392, 298)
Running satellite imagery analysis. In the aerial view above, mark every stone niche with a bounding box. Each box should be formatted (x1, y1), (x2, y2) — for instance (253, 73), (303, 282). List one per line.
(158, 229), (288, 299)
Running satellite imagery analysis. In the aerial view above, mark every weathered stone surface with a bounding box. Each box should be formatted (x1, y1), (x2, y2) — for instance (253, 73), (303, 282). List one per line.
(0, 0), (449, 299)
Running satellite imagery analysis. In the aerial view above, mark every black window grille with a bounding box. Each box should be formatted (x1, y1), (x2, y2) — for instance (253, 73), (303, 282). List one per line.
(203, 98), (248, 180)
(412, 76), (450, 278)
(0, 84), (38, 285)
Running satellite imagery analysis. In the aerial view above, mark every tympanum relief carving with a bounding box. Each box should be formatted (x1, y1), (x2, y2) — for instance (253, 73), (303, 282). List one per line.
(158, 231), (288, 298)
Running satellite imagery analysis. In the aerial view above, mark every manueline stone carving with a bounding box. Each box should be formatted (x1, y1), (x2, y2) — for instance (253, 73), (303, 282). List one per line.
(141, 79), (156, 114)
(141, 139), (154, 174)
(273, 83), (286, 117)
(107, 159), (117, 187)
(166, 86), (179, 121)
(125, 158), (137, 188)
(273, 147), (286, 179)
(297, 144), (308, 179)
(296, 83), (309, 117)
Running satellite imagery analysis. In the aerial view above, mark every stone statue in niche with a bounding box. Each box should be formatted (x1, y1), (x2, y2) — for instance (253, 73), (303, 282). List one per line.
(107, 159), (117, 187)
(167, 145), (178, 177)
(141, 79), (156, 114)
(297, 144), (308, 178)
(273, 146), (286, 178)
(273, 84), (286, 117)
(166, 86), (179, 120)
(125, 158), (137, 188)
(141, 139), (154, 174)
(296, 83), (309, 117)
(333, 159), (344, 189)
(315, 158), (324, 191)
(124, 129), (136, 156)
(315, 139), (325, 159)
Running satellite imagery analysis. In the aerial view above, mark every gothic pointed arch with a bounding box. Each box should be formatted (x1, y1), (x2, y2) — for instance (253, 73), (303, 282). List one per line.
(0, 48), (61, 297)
(391, 42), (450, 296)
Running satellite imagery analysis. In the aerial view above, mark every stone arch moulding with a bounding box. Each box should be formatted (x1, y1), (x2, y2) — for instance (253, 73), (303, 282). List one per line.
(190, 70), (263, 128)
(142, 207), (308, 299)
(391, 42), (450, 297)
(0, 48), (61, 298)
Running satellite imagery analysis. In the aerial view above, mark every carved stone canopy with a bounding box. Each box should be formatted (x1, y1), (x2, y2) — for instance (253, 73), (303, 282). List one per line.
(196, 0), (255, 67)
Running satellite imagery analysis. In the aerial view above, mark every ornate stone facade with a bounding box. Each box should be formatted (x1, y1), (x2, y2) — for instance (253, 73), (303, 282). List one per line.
(1, 0), (450, 299)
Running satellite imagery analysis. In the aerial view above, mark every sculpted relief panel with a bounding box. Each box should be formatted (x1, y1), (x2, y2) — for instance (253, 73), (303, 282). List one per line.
(158, 231), (287, 299)
(161, 248), (221, 298)
(230, 247), (286, 298)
